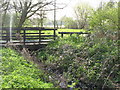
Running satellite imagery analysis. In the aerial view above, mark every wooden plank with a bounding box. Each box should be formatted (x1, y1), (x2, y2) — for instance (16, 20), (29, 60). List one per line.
(1, 36), (16, 37)
(1, 40), (52, 45)
(21, 27), (44, 30)
(58, 32), (90, 37)
(0, 41), (7, 43)
(1, 35), (45, 38)
(0, 27), (21, 30)
(11, 33), (44, 34)
(23, 38), (39, 39)
(41, 35), (57, 37)
(41, 39), (53, 42)
(41, 28), (57, 31)
(21, 33), (44, 34)
(0, 39), (52, 43)
(58, 32), (89, 34)
(24, 35), (39, 37)
(1, 32), (44, 34)
(1, 35), (43, 37)
(0, 27), (57, 31)
(11, 37), (45, 40)
(1, 33), (8, 35)
(0, 38), (7, 40)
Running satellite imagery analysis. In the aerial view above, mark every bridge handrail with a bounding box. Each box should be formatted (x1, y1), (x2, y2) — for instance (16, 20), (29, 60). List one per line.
(58, 31), (90, 37)
(0, 27), (57, 31)
(0, 27), (57, 44)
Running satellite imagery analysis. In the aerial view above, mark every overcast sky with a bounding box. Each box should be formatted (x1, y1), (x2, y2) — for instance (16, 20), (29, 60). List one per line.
(47, 0), (118, 20)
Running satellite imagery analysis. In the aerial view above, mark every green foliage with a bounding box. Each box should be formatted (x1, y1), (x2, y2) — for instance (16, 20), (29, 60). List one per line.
(74, 3), (93, 29)
(60, 16), (78, 29)
(1, 48), (53, 88)
(89, 1), (118, 31)
(37, 33), (119, 88)
(23, 19), (33, 27)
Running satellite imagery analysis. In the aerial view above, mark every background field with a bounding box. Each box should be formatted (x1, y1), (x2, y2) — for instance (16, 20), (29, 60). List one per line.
(42, 28), (91, 37)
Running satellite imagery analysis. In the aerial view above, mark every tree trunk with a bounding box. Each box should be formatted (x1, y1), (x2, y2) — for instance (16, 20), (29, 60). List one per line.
(17, 2), (28, 33)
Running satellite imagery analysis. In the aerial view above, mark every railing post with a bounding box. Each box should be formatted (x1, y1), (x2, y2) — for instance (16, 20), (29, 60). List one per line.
(6, 29), (10, 43)
(54, 29), (56, 40)
(39, 28), (41, 45)
(61, 33), (63, 38)
(23, 29), (26, 47)
(54, 0), (56, 40)
(70, 33), (72, 36)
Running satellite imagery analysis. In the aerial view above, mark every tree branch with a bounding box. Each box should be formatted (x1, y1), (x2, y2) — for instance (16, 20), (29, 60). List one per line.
(27, 2), (52, 19)
(27, 2), (43, 13)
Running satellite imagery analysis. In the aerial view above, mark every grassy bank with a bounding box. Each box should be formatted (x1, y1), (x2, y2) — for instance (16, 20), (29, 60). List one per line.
(1, 48), (53, 88)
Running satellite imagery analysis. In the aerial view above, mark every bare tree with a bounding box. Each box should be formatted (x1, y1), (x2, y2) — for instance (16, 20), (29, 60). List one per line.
(74, 3), (93, 29)
(1, 0), (68, 30)
(10, 0), (53, 32)
(35, 9), (47, 27)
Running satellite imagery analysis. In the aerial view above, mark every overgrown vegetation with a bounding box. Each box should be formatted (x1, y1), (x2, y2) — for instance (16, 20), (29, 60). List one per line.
(1, 0), (119, 89)
(37, 1), (119, 88)
(1, 48), (53, 88)
(37, 34), (119, 88)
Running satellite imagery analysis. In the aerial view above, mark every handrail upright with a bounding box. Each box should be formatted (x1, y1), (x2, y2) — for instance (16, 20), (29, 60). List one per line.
(54, 28), (56, 40)
(6, 29), (10, 43)
(39, 28), (41, 44)
(23, 29), (26, 46)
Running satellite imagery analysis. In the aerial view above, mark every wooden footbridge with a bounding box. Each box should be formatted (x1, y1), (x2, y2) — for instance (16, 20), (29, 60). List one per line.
(0, 27), (57, 50)
(0, 27), (90, 50)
